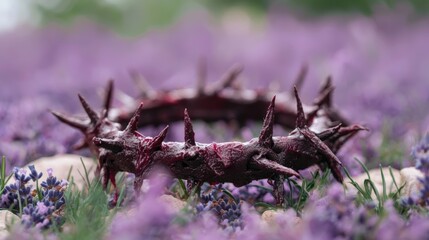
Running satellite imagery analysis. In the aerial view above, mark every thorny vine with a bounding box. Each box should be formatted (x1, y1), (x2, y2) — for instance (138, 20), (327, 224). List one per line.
(51, 65), (366, 206)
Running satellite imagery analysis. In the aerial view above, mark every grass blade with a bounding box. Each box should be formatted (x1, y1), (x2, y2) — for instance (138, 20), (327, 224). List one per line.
(379, 164), (387, 201)
(80, 158), (91, 189)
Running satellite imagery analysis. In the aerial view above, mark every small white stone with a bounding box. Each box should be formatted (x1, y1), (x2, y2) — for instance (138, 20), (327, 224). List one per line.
(0, 210), (20, 239)
(399, 167), (424, 198)
(25, 154), (97, 191)
(261, 209), (301, 226)
(344, 167), (401, 198)
(158, 195), (186, 214)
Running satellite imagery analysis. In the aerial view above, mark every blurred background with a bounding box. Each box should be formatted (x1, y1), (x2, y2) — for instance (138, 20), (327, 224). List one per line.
(0, 0), (428, 171)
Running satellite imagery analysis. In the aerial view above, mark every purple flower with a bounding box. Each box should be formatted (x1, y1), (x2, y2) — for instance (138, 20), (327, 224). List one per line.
(28, 165), (43, 181)
(109, 169), (175, 240)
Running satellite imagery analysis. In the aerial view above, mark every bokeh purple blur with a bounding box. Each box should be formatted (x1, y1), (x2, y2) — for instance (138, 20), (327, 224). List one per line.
(0, 2), (428, 170)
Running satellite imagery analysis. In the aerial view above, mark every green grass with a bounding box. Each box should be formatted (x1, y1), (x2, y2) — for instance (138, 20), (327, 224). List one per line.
(55, 178), (113, 240)
(343, 158), (406, 215)
(54, 159), (127, 240)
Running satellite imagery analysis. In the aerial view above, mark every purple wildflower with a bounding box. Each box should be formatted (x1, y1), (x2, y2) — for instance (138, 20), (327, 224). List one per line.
(402, 133), (429, 206)
(0, 165), (67, 229)
(196, 184), (243, 231)
(109, 169), (175, 240)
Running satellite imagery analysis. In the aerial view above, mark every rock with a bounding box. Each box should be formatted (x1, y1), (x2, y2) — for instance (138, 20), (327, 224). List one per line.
(0, 210), (20, 239)
(399, 167), (424, 198)
(261, 209), (301, 226)
(25, 154), (97, 191)
(159, 195), (187, 214)
(344, 167), (401, 198)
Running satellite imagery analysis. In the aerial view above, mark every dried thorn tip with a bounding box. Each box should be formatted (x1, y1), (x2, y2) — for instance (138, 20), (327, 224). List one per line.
(316, 123), (342, 140)
(151, 125), (169, 150)
(292, 64), (308, 94)
(252, 157), (300, 178)
(314, 85), (335, 108)
(258, 96), (276, 148)
(93, 137), (124, 151)
(211, 64), (243, 94)
(298, 128), (342, 167)
(102, 80), (114, 118)
(51, 111), (88, 131)
(125, 103), (144, 134)
(319, 76), (333, 107)
(78, 94), (99, 123)
(184, 109), (196, 147)
(294, 86), (306, 129)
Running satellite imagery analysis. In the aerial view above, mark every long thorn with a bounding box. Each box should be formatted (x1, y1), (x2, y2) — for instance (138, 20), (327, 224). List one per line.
(130, 70), (152, 98)
(316, 123), (342, 141)
(184, 109), (196, 147)
(78, 94), (99, 123)
(294, 86), (306, 128)
(124, 102), (144, 134)
(51, 111), (88, 131)
(314, 85), (335, 108)
(251, 157), (300, 178)
(210, 64), (243, 95)
(151, 125), (169, 150)
(319, 76), (333, 107)
(93, 137), (124, 151)
(102, 80), (114, 118)
(291, 64), (308, 94)
(259, 96), (276, 148)
(298, 128), (342, 167)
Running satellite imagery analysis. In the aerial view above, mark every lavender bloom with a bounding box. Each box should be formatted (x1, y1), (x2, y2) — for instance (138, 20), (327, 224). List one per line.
(401, 133), (429, 206)
(413, 134), (429, 174)
(21, 167), (67, 229)
(224, 180), (274, 205)
(1, 166), (37, 210)
(196, 184), (243, 231)
(0, 165), (67, 229)
(28, 165), (43, 182)
(21, 203), (54, 229)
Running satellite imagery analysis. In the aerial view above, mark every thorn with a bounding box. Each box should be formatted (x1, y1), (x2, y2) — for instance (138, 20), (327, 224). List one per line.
(331, 163), (344, 183)
(251, 156), (300, 178)
(102, 80), (114, 118)
(130, 70), (152, 98)
(319, 76), (333, 107)
(124, 102), (144, 134)
(93, 137), (124, 152)
(313, 84), (335, 108)
(291, 64), (308, 94)
(151, 125), (169, 150)
(298, 128), (342, 167)
(196, 58), (207, 95)
(184, 109), (196, 147)
(294, 86), (306, 129)
(316, 123), (342, 141)
(330, 125), (368, 153)
(259, 96), (276, 148)
(210, 64), (243, 95)
(78, 94), (99, 123)
(51, 111), (88, 131)
(297, 127), (343, 183)
(116, 89), (137, 106)
(72, 139), (89, 150)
